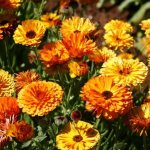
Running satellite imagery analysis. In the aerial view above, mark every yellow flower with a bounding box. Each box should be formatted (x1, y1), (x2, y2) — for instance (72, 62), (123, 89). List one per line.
(0, 0), (21, 9)
(100, 57), (148, 86)
(125, 102), (150, 136)
(81, 76), (132, 120)
(63, 32), (96, 58)
(39, 41), (70, 68)
(68, 60), (89, 78)
(140, 19), (150, 37)
(13, 20), (46, 46)
(104, 30), (134, 50)
(0, 29), (3, 40)
(104, 20), (133, 33)
(89, 47), (116, 63)
(41, 13), (61, 28)
(0, 69), (15, 97)
(15, 70), (41, 92)
(17, 81), (64, 116)
(56, 120), (100, 150)
(60, 16), (96, 38)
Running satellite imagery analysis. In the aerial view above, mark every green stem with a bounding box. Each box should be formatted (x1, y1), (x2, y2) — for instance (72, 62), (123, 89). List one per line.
(143, 135), (147, 150)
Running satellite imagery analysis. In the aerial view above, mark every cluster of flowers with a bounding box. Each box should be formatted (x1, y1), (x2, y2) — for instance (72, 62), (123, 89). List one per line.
(0, 0), (150, 149)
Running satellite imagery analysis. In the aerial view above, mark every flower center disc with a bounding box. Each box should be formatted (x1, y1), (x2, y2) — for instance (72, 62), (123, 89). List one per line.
(26, 30), (36, 39)
(102, 91), (113, 100)
(73, 135), (83, 142)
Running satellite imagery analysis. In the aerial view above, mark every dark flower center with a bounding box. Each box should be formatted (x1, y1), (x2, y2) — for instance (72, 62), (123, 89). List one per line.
(102, 91), (113, 100)
(86, 128), (97, 137)
(119, 68), (130, 75)
(73, 135), (83, 142)
(26, 30), (36, 39)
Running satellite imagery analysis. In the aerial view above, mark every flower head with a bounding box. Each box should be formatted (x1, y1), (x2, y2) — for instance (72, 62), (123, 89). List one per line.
(17, 81), (64, 116)
(13, 20), (46, 46)
(63, 32), (96, 58)
(118, 52), (134, 60)
(89, 47), (116, 63)
(68, 60), (89, 78)
(100, 58), (148, 86)
(7, 120), (34, 142)
(104, 20), (133, 33)
(104, 30), (134, 50)
(81, 76), (133, 120)
(41, 13), (61, 28)
(0, 69), (15, 97)
(0, 29), (3, 40)
(60, 16), (96, 38)
(125, 102), (150, 136)
(140, 19), (150, 37)
(0, 97), (20, 121)
(56, 120), (100, 150)
(39, 41), (70, 68)
(15, 70), (41, 92)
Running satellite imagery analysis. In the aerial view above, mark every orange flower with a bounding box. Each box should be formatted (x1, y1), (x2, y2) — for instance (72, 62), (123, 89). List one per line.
(0, 97), (20, 121)
(13, 20), (46, 46)
(41, 13), (61, 28)
(125, 102), (150, 136)
(0, 0), (21, 9)
(63, 32), (96, 58)
(68, 60), (89, 78)
(39, 41), (70, 68)
(7, 120), (34, 142)
(100, 57), (148, 86)
(80, 76), (133, 120)
(89, 47), (116, 63)
(15, 70), (40, 92)
(17, 81), (64, 116)
(60, 16), (96, 38)
(0, 29), (3, 40)
(140, 19), (150, 37)
(0, 69), (15, 97)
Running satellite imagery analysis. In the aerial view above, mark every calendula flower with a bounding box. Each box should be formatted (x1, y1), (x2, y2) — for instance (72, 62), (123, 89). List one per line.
(63, 32), (96, 58)
(68, 60), (89, 78)
(89, 47), (116, 63)
(104, 30), (134, 50)
(140, 19), (150, 37)
(81, 76), (133, 120)
(15, 70), (40, 92)
(17, 81), (64, 116)
(39, 41), (70, 68)
(13, 20), (46, 46)
(142, 37), (150, 57)
(0, 69), (15, 97)
(104, 20), (133, 33)
(100, 58), (148, 86)
(125, 102), (150, 136)
(41, 13), (61, 28)
(7, 120), (34, 142)
(0, 0), (21, 9)
(60, 16), (96, 38)
(118, 53), (134, 60)
(0, 97), (20, 121)
(56, 120), (100, 150)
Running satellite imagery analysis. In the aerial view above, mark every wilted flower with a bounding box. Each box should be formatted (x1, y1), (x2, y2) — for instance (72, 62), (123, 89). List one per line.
(60, 16), (96, 38)
(56, 120), (100, 150)
(0, 69), (15, 97)
(71, 110), (82, 122)
(17, 81), (64, 116)
(68, 60), (89, 78)
(89, 47), (116, 63)
(81, 76), (133, 120)
(39, 41), (70, 68)
(13, 20), (46, 46)
(15, 70), (41, 92)
(41, 13), (61, 28)
(54, 116), (68, 126)
(100, 57), (148, 86)
(125, 102), (150, 136)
